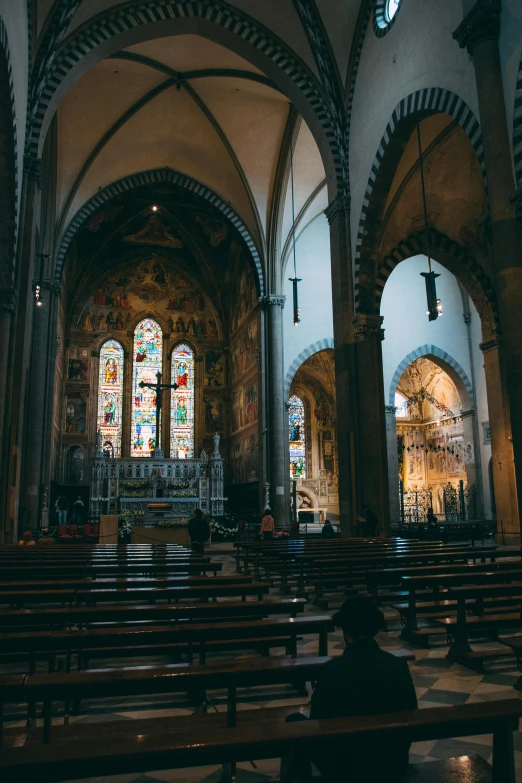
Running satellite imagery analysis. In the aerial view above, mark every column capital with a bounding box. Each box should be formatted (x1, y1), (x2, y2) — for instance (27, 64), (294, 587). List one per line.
(35, 279), (61, 297)
(23, 153), (42, 189)
(385, 405), (397, 414)
(453, 0), (500, 55)
(0, 287), (17, 313)
(352, 313), (385, 340)
(261, 294), (285, 309)
(463, 312), (472, 325)
(325, 194), (350, 225)
(480, 337), (501, 353)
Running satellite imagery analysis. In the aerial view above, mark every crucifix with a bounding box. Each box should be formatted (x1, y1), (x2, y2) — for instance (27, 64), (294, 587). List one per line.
(139, 370), (178, 458)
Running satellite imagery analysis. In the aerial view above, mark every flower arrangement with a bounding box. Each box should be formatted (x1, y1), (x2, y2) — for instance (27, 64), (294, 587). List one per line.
(121, 489), (152, 498)
(91, 497), (112, 502)
(157, 518), (189, 529)
(168, 489), (198, 498)
(121, 479), (152, 489)
(166, 479), (192, 489)
(210, 514), (238, 541)
(118, 510), (134, 539)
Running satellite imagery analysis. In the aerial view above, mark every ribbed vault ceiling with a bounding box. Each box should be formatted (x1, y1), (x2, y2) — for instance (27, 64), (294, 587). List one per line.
(56, 31), (329, 265)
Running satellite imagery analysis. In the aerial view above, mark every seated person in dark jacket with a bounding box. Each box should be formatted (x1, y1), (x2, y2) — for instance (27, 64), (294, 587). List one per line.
(286, 596), (418, 782)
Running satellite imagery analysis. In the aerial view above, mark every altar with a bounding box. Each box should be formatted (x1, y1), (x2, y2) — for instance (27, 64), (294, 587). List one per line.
(131, 525), (191, 546)
(90, 448), (224, 533)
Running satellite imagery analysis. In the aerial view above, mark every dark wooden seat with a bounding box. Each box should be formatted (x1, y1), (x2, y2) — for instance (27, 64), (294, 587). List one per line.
(0, 614), (333, 672)
(1, 699), (519, 783)
(0, 597), (306, 630)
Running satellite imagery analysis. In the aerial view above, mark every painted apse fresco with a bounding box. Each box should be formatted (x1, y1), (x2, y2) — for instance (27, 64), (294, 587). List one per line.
(227, 241), (260, 487)
(395, 357), (470, 514)
(60, 195), (261, 493)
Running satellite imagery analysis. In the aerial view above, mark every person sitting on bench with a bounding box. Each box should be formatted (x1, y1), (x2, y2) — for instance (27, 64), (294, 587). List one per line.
(284, 596), (418, 782)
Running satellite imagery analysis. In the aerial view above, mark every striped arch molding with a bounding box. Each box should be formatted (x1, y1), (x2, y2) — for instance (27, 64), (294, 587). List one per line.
(0, 16), (18, 253)
(514, 48), (522, 187)
(374, 229), (498, 323)
(28, 0), (344, 192)
(284, 338), (334, 397)
(354, 88), (487, 310)
(389, 344), (474, 408)
(55, 167), (265, 293)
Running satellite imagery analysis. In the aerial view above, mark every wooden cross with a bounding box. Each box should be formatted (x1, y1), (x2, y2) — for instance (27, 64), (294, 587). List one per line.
(139, 371), (178, 453)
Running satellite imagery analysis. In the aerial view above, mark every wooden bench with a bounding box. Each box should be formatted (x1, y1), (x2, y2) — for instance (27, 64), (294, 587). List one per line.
(0, 675), (26, 748)
(0, 581), (272, 609)
(0, 614), (334, 672)
(0, 597), (307, 630)
(1, 699), (519, 783)
(0, 574), (255, 593)
(0, 560), (223, 580)
(433, 583), (522, 672)
(400, 569), (522, 646)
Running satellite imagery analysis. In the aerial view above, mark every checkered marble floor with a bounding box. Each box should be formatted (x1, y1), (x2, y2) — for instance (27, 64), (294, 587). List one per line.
(4, 552), (522, 782)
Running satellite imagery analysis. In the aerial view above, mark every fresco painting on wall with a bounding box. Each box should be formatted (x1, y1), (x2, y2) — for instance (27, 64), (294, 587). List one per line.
(65, 394), (87, 434)
(427, 435), (446, 477)
(68, 359), (88, 382)
(75, 257), (219, 339)
(406, 431), (424, 480)
(230, 315), (258, 385)
(205, 351), (225, 387)
(447, 438), (466, 475)
(231, 431), (258, 484)
(231, 382), (258, 435)
(227, 240), (257, 334)
(205, 397), (224, 433)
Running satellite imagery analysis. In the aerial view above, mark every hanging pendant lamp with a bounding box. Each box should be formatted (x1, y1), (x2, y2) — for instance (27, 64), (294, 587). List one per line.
(288, 131), (301, 325)
(417, 124), (442, 321)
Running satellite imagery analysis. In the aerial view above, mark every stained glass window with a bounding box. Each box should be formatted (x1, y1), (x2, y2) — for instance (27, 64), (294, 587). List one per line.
(395, 391), (409, 418)
(131, 318), (163, 456)
(170, 343), (195, 459)
(385, 0), (400, 22)
(289, 394), (306, 479)
(97, 339), (124, 457)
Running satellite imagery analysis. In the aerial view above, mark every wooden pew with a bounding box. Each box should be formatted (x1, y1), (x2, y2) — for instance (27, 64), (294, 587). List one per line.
(0, 574), (256, 593)
(20, 650), (414, 745)
(0, 675), (26, 748)
(0, 560), (223, 580)
(0, 597), (307, 630)
(2, 699), (520, 783)
(0, 614), (334, 672)
(0, 581), (272, 609)
(433, 582), (522, 672)
(399, 568), (522, 646)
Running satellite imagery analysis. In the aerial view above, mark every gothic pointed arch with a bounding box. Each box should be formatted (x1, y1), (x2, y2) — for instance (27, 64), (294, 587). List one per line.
(28, 0), (343, 193)
(56, 168), (265, 295)
(374, 229), (499, 341)
(284, 338), (334, 397)
(131, 317), (163, 457)
(96, 338), (125, 457)
(354, 88), (487, 311)
(170, 341), (195, 459)
(389, 345), (473, 409)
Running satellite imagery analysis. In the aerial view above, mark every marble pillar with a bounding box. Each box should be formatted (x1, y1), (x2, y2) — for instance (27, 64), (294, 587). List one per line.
(480, 338), (519, 542)
(23, 279), (60, 528)
(454, 1), (522, 536)
(0, 153), (40, 541)
(353, 314), (391, 534)
(263, 295), (288, 525)
(385, 406), (401, 525)
(325, 195), (357, 535)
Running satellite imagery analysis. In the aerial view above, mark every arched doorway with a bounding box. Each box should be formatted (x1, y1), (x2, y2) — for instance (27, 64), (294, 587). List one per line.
(393, 355), (477, 525)
(287, 348), (338, 524)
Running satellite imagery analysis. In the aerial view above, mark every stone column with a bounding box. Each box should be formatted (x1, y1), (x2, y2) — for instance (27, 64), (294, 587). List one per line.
(23, 279), (60, 528)
(460, 408), (482, 518)
(480, 338), (519, 542)
(0, 154), (40, 540)
(385, 406), (400, 525)
(325, 195), (357, 535)
(353, 314), (391, 534)
(454, 1), (522, 534)
(263, 295), (287, 525)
